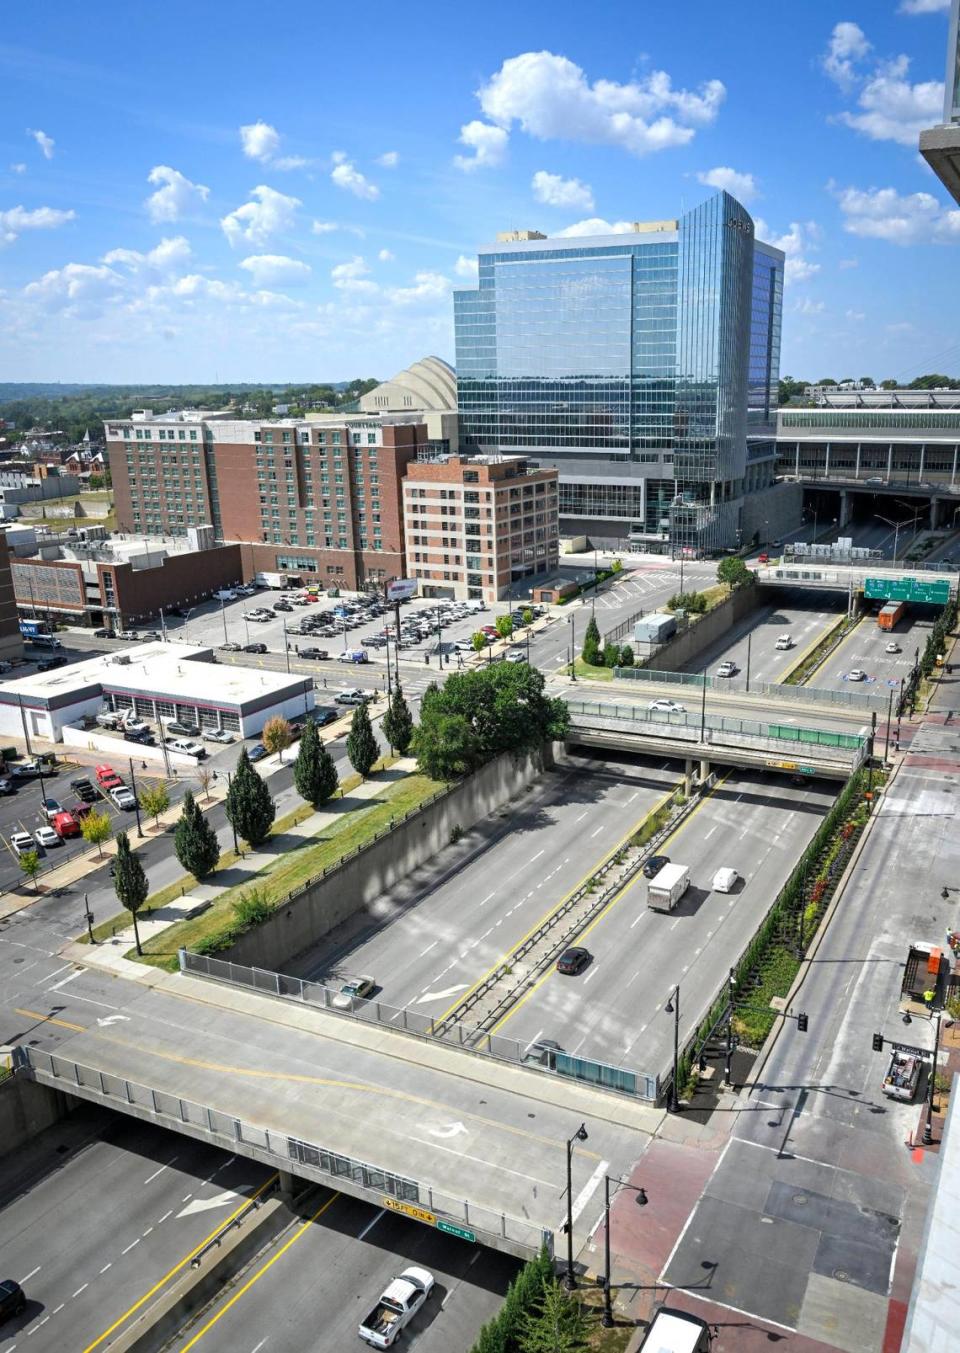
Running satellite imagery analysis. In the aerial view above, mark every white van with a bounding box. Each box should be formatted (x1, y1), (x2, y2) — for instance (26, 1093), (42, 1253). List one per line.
(214, 589), (238, 602)
(712, 867), (739, 893)
(637, 1307), (712, 1352)
(775, 634), (793, 651)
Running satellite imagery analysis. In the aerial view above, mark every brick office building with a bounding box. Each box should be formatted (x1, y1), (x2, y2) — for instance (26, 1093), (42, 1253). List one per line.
(0, 534), (24, 662)
(402, 455), (560, 602)
(106, 411), (430, 592)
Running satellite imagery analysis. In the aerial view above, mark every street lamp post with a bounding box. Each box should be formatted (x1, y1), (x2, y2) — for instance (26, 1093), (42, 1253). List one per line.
(220, 597), (228, 646)
(564, 1123), (589, 1289)
(601, 1175), (647, 1328)
(699, 674), (707, 743)
(282, 618), (291, 674)
(127, 757), (144, 838)
(664, 985), (681, 1112)
(568, 614), (576, 681)
(923, 1010), (943, 1146)
(723, 968), (736, 1086)
(226, 771), (239, 854)
(745, 632), (752, 693)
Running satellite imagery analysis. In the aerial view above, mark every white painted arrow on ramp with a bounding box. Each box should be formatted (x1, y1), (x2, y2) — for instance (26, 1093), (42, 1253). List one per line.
(177, 1188), (248, 1218)
(415, 985), (468, 1005)
(96, 1014), (130, 1027)
(427, 1122), (468, 1139)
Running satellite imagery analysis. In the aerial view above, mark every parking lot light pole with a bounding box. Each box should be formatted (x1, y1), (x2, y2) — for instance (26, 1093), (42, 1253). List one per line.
(745, 633), (752, 693)
(568, 614), (576, 681)
(219, 597), (228, 646)
(282, 618), (291, 674)
(564, 1123), (589, 1289)
(665, 985), (681, 1112)
(127, 758), (144, 838)
(602, 1175), (647, 1327)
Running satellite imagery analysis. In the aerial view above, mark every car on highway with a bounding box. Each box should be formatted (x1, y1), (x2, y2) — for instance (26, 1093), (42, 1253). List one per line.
(556, 946), (591, 976)
(243, 642), (268, 654)
(521, 1038), (565, 1068)
(775, 634), (794, 650)
(716, 660), (738, 678)
(41, 797), (63, 821)
(885, 642), (901, 654)
(712, 867), (739, 893)
(34, 825), (61, 850)
(642, 853), (671, 880)
(220, 642), (242, 652)
(757, 552), (769, 564)
(247, 742), (268, 762)
(505, 648), (527, 664)
(110, 786), (138, 810)
(71, 777), (98, 802)
(337, 648), (370, 663)
(648, 699), (686, 714)
(312, 706), (338, 727)
(0, 1278), (27, 1323)
(10, 831), (36, 857)
(92, 627), (116, 638)
(331, 975), (376, 1009)
(203, 728), (235, 744)
(336, 688), (372, 706)
(847, 669), (867, 682)
(0, 779), (14, 797)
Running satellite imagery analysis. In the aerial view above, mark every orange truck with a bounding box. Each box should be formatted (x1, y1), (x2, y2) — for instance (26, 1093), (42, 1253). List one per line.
(878, 601), (905, 630)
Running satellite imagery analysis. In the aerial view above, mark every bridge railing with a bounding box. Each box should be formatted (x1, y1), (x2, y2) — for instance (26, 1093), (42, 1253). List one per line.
(607, 667), (892, 712)
(18, 1046), (549, 1257)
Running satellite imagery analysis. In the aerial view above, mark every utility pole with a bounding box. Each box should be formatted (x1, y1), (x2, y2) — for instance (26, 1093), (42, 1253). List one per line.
(282, 618), (290, 674)
(884, 688), (894, 762)
(745, 632), (752, 693)
(699, 674), (707, 743)
(665, 985), (681, 1112)
(220, 597), (228, 645)
(923, 1010), (942, 1146)
(127, 758), (144, 838)
(723, 968), (736, 1085)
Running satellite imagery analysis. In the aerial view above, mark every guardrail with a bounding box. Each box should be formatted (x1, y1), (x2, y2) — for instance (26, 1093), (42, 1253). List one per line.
(606, 667), (891, 712)
(17, 1045), (549, 1257)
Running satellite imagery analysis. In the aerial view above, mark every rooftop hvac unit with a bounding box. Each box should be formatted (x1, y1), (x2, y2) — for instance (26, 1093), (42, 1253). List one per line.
(111, 654), (131, 665)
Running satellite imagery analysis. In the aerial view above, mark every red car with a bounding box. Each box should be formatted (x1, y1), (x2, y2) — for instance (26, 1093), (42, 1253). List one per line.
(757, 553), (769, 564)
(52, 811), (81, 839)
(95, 763), (123, 790)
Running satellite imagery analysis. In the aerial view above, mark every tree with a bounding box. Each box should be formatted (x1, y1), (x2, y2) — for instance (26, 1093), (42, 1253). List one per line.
(382, 683), (414, 756)
(495, 615), (514, 640)
(346, 701), (378, 779)
(522, 607), (534, 628)
(81, 808), (112, 858)
(518, 1279), (588, 1353)
(619, 643), (634, 668)
(225, 747), (275, 846)
(173, 789), (221, 879)
(18, 849), (41, 892)
(602, 641), (621, 668)
(880, 378), (898, 390)
(139, 783), (170, 828)
(471, 631), (487, 654)
(412, 712), (480, 781)
(113, 830), (149, 956)
(293, 718), (339, 806)
(717, 556), (755, 589)
(581, 615), (601, 666)
(860, 376), (875, 388)
(261, 715), (293, 763)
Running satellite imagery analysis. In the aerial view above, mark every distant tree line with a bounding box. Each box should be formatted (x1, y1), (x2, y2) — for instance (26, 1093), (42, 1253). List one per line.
(780, 373), (960, 404)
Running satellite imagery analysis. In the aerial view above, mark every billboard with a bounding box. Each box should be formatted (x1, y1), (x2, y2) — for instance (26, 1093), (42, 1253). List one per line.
(864, 577), (951, 605)
(386, 578), (418, 602)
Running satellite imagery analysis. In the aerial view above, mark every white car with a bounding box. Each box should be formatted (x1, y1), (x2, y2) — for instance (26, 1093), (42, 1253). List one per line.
(331, 975), (376, 1009)
(716, 660), (737, 678)
(648, 699), (686, 714)
(203, 728), (235, 744)
(214, 589), (238, 601)
(110, 786), (138, 810)
(505, 648), (527, 664)
(847, 669), (867, 682)
(885, 642), (901, 655)
(34, 826), (61, 850)
(712, 867), (739, 893)
(775, 635), (793, 651)
(11, 831), (36, 857)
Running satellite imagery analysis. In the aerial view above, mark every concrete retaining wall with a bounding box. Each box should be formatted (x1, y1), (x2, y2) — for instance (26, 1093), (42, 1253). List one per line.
(641, 587), (761, 672)
(217, 746), (557, 971)
(0, 1075), (78, 1158)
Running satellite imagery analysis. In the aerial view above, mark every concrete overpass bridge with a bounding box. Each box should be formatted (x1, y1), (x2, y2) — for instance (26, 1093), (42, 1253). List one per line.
(755, 562), (958, 600)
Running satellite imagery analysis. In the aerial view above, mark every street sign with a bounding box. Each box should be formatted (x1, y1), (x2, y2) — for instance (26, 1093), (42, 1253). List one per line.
(864, 577), (951, 605)
(382, 1197), (437, 1226)
(890, 1040), (932, 1059)
(387, 578), (419, 602)
(437, 1220), (477, 1243)
(768, 760), (797, 771)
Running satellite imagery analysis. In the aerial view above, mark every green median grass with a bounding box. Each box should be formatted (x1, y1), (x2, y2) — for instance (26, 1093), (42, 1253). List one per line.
(134, 769), (443, 971)
(573, 658), (614, 680)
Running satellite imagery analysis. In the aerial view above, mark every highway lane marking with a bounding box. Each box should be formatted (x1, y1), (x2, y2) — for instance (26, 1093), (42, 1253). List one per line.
(575, 812), (588, 823)
(583, 965), (601, 984)
(19, 1267), (40, 1283)
(530, 848), (545, 861)
(358, 1208), (385, 1240)
(14, 1007), (86, 1032)
(157, 1210), (173, 1224)
(42, 963), (75, 984)
(121, 1240), (139, 1255)
(571, 1159), (609, 1226)
(590, 825), (604, 837)
(99, 1264), (111, 1275)
(143, 1155), (179, 1184)
(178, 1192), (341, 1352)
(82, 1172), (280, 1353)
(72, 1284), (89, 1298)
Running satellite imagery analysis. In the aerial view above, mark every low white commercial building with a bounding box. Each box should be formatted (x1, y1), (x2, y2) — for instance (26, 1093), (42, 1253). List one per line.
(0, 643), (314, 743)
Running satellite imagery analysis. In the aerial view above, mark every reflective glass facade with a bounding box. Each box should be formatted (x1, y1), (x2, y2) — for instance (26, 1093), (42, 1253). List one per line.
(455, 191), (783, 553)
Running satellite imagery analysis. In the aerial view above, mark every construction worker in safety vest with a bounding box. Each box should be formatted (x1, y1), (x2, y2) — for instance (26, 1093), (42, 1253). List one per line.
(922, 989), (936, 1006)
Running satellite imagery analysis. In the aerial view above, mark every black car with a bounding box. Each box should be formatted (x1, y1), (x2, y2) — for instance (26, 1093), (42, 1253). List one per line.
(642, 854), (671, 880)
(165, 606), (186, 617)
(273, 601), (293, 613)
(312, 706), (338, 727)
(37, 656), (68, 671)
(556, 946), (591, 976)
(0, 1279), (26, 1323)
(124, 728), (155, 745)
(0, 778), (15, 796)
(299, 647), (329, 660)
(92, 627), (116, 638)
(243, 642), (267, 654)
(71, 777), (98, 801)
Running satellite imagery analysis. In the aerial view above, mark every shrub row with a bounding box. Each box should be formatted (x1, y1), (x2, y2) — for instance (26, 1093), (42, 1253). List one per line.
(469, 1246), (554, 1353)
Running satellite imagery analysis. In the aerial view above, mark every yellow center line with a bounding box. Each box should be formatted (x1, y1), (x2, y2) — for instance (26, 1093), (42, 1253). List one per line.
(14, 1007), (86, 1032)
(82, 1172), (280, 1353)
(484, 772), (731, 1039)
(178, 1191), (340, 1352)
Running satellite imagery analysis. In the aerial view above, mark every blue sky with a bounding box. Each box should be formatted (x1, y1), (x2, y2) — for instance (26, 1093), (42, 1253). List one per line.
(0, 0), (957, 385)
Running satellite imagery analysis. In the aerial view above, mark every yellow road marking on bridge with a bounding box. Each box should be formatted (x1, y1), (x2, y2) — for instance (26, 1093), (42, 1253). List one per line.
(82, 1172), (280, 1353)
(14, 1007), (86, 1032)
(178, 1191), (341, 1352)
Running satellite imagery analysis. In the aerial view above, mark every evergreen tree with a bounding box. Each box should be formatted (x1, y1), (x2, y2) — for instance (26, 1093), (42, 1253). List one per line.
(518, 1278), (588, 1353)
(173, 789), (221, 878)
(293, 717), (339, 806)
(346, 701), (378, 779)
(581, 615), (601, 666)
(114, 830), (149, 956)
(225, 747), (276, 846)
(619, 644), (634, 668)
(602, 641), (621, 668)
(382, 683), (414, 755)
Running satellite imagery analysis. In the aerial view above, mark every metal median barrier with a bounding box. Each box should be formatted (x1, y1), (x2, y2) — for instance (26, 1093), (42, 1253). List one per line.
(179, 950), (660, 1102)
(16, 1045), (548, 1257)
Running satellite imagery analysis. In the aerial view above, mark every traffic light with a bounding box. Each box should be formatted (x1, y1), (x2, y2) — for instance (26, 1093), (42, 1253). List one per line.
(872, 1031), (884, 1052)
(797, 1012), (809, 1033)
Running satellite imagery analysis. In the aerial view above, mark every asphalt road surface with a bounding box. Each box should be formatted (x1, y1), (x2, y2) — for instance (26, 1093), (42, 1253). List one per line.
(816, 611), (934, 694)
(677, 596), (842, 687)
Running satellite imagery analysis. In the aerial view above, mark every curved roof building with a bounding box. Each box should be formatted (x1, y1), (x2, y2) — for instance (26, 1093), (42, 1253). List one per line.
(358, 356), (456, 413)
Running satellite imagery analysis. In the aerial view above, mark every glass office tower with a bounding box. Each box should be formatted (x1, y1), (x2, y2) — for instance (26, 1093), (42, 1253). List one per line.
(454, 191), (783, 553)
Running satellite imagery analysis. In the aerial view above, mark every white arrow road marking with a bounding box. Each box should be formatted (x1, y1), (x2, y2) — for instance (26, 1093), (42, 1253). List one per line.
(177, 1188), (249, 1218)
(96, 1014), (130, 1027)
(427, 1122), (468, 1139)
(415, 984), (468, 1004)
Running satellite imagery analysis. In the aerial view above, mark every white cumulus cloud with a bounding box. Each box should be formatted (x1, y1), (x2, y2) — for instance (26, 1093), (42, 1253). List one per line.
(696, 166), (758, 203)
(832, 183), (960, 244)
(9, 163), (26, 175)
(377, 248), (394, 262)
(240, 121), (280, 162)
(453, 120), (509, 171)
(330, 152), (380, 200)
(754, 218), (822, 284)
(221, 185), (300, 247)
(331, 255), (378, 293)
(102, 236), (191, 272)
(312, 220), (339, 234)
(822, 22), (871, 89)
(838, 55), (944, 145)
(531, 170), (594, 210)
(24, 262), (122, 316)
(899, 0), (950, 12)
(454, 254), (479, 278)
(387, 272), (451, 306)
(0, 205), (75, 244)
(554, 217), (642, 237)
(145, 166), (210, 224)
(465, 51), (724, 162)
(27, 128), (55, 159)
(239, 253), (312, 286)
(376, 151), (399, 168)
(794, 297), (825, 315)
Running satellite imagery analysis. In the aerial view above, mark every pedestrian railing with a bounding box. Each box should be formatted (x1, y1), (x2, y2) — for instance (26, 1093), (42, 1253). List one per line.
(608, 666), (891, 712)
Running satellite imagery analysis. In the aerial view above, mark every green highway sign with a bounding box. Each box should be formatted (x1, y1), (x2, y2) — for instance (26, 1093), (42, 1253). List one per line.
(864, 576), (951, 605)
(796, 766), (816, 776)
(437, 1220), (477, 1243)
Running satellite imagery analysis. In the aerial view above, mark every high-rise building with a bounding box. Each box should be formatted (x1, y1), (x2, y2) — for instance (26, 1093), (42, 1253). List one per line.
(919, 0), (960, 203)
(454, 192), (784, 554)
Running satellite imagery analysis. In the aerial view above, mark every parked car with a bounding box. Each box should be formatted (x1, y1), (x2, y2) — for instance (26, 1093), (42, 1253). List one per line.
(556, 946), (591, 976)
(95, 764), (123, 790)
(337, 649), (369, 664)
(0, 778), (14, 796)
(248, 742), (268, 762)
(642, 854), (671, 880)
(220, 642), (242, 652)
(312, 706), (338, 727)
(243, 642), (268, 654)
(163, 720), (200, 738)
(52, 811), (81, 839)
(166, 739), (206, 760)
(124, 727), (155, 745)
(299, 647), (329, 660)
(71, 777), (98, 802)
(331, 975), (376, 1009)
(716, 660), (738, 678)
(272, 601), (293, 613)
(37, 656), (68, 672)
(10, 831), (36, 858)
(34, 825), (61, 850)
(92, 627), (116, 639)
(335, 688), (372, 706)
(648, 699), (686, 714)
(203, 728), (235, 744)
(0, 1279), (26, 1323)
(41, 797), (63, 821)
(110, 786), (138, 810)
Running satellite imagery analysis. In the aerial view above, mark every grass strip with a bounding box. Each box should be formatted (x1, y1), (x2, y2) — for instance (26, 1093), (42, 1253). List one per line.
(782, 615), (854, 686)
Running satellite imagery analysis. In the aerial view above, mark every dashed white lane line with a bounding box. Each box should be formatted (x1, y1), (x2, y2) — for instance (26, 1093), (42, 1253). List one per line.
(590, 825), (604, 837)
(143, 1156), (178, 1185)
(99, 1263), (111, 1275)
(530, 848), (545, 862)
(72, 1284), (88, 1299)
(142, 1227), (153, 1237)
(52, 1304), (64, 1314)
(121, 1239), (140, 1255)
(575, 812), (588, 823)
(158, 1209), (173, 1223)
(20, 1267), (41, 1284)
